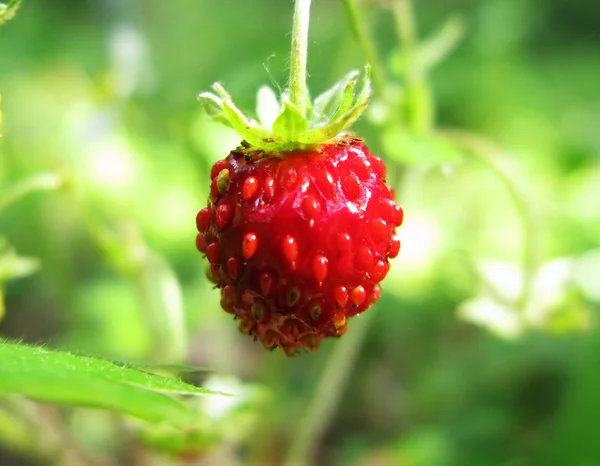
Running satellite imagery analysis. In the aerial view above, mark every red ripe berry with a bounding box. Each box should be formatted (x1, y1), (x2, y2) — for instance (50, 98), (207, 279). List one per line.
(388, 235), (401, 259)
(196, 19), (402, 354)
(242, 233), (258, 259)
(242, 176), (259, 201)
(196, 138), (403, 355)
(195, 234), (207, 253)
(333, 285), (348, 308)
(312, 255), (329, 283)
(281, 235), (299, 267)
(216, 203), (234, 228)
(205, 242), (222, 264)
(259, 270), (275, 296)
(211, 159), (229, 179)
(196, 208), (212, 233)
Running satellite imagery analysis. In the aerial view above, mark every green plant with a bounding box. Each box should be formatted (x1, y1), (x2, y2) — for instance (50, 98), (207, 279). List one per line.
(1, 0), (596, 464)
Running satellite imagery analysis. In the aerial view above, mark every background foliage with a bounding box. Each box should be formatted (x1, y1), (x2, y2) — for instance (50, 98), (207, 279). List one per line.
(1, 0), (599, 465)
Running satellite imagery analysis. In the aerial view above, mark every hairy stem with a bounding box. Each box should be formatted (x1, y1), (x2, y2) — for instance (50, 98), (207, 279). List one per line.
(289, 0), (311, 115)
(341, 0), (387, 96)
(283, 311), (374, 466)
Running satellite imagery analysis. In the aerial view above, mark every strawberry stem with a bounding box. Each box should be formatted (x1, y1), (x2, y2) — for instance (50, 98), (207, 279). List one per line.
(288, 0), (311, 116)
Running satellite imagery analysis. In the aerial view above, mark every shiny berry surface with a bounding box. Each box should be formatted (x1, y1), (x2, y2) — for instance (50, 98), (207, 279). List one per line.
(196, 137), (403, 355)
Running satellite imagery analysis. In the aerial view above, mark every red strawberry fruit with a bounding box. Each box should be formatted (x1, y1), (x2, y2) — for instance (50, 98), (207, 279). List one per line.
(195, 2), (402, 355)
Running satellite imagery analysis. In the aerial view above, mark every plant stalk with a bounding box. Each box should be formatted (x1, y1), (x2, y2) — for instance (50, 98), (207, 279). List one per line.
(283, 311), (374, 466)
(289, 0), (311, 116)
(393, 0), (417, 50)
(391, 0), (434, 133)
(341, 0), (387, 96)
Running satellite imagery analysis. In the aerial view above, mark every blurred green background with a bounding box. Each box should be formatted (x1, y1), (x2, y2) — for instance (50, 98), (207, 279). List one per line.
(1, 0), (599, 465)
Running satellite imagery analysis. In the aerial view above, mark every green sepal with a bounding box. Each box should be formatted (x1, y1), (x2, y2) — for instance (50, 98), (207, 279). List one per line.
(298, 65), (371, 145)
(331, 77), (359, 120)
(213, 83), (275, 148)
(197, 65), (371, 152)
(197, 92), (232, 128)
(310, 70), (359, 125)
(272, 100), (309, 140)
(198, 84), (279, 150)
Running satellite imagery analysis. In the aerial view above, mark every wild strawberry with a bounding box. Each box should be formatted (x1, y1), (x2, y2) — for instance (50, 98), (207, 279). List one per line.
(195, 2), (402, 355)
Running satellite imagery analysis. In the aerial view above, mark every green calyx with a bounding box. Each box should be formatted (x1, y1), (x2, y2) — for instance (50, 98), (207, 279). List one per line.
(198, 65), (371, 153)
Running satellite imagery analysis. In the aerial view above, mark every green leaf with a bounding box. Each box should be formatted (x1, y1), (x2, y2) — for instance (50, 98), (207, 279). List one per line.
(271, 100), (309, 140)
(0, 341), (231, 426)
(256, 85), (281, 130)
(0, 0), (22, 26)
(211, 83), (280, 150)
(136, 363), (214, 378)
(310, 70), (359, 125)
